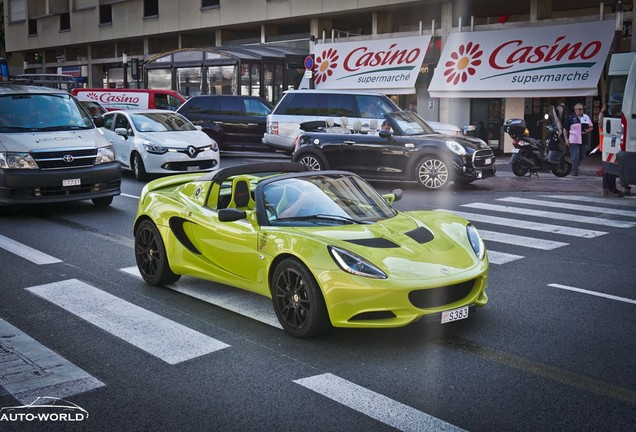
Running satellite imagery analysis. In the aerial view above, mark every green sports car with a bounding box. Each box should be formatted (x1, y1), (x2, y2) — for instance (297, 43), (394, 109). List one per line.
(133, 162), (489, 338)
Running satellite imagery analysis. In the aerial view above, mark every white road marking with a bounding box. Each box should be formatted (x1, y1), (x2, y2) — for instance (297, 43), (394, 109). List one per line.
(0, 234), (62, 265)
(498, 197), (636, 218)
(26, 279), (229, 364)
(461, 203), (635, 228)
(436, 209), (607, 238)
(548, 284), (636, 305)
(479, 229), (568, 250)
(541, 194), (636, 206)
(121, 266), (282, 329)
(294, 373), (466, 432)
(486, 250), (524, 265)
(121, 193), (140, 199)
(0, 318), (104, 404)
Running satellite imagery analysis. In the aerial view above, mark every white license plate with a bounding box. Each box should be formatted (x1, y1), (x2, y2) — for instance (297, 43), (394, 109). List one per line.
(187, 166), (200, 172)
(441, 306), (469, 324)
(484, 157), (492, 165)
(62, 178), (81, 187)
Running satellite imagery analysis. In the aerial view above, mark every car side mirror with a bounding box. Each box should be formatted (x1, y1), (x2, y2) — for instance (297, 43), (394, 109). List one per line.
(382, 189), (402, 205)
(379, 130), (392, 139)
(115, 127), (129, 137)
(194, 125), (203, 131)
(218, 208), (247, 222)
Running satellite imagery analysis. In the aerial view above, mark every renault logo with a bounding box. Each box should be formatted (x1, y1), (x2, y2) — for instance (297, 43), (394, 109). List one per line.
(62, 154), (74, 163)
(187, 146), (197, 158)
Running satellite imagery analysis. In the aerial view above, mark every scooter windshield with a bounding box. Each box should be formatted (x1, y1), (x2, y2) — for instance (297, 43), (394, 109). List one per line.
(549, 105), (562, 133)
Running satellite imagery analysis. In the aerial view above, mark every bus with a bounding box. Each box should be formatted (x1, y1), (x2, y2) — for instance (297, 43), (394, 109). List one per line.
(16, 73), (80, 91)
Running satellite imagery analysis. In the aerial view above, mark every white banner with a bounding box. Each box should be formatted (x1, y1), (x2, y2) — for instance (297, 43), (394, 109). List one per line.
(429, 21), (616, 98)
(312, 35), (432, 94)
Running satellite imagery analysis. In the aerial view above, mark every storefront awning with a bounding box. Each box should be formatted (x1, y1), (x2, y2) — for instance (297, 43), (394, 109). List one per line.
(428, 21), (616, 98)
(310, 35), (432, 94)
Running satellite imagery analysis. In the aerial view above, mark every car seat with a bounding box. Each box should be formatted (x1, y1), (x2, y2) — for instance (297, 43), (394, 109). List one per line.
(352, 119), (362, 133)
(227, 177), (255, 210)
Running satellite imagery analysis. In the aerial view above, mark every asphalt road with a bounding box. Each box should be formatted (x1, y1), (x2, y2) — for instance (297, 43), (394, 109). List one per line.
(1, 155), (635, 432)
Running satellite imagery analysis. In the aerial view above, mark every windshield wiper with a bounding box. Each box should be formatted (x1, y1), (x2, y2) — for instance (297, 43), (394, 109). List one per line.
(0, 126), (38, 131)
(275, 213), (369, 225)
(38, 125), (91, 131)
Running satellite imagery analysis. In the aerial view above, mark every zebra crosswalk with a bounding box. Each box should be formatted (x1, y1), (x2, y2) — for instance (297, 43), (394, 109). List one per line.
(1, 193), (635, 427)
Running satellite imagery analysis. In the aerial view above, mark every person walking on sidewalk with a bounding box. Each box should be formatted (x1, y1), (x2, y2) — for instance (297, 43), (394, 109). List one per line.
(563, 103), (593, 176)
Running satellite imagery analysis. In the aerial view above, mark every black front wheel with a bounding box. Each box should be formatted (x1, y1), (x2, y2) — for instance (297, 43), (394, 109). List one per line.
(415, 156), (451, 190)
(271, 258), (330, 338)
(92, 196), (113, 207)
(132, 152), (148, 181)
(134, 219), (180, 286)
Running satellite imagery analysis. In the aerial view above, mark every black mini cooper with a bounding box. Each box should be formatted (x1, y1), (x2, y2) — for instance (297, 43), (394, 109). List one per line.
(291, 111), (496, 190)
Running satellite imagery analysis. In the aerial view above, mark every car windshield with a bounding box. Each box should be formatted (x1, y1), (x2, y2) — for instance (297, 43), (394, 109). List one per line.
(263, 174), (397, 226)
(131, 112), (196, 132)
(388, 111), (436, 136)
(0, 93), (94, 131)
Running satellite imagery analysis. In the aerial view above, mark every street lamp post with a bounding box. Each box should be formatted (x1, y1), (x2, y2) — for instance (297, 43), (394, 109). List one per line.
(122, 51), (128, 89)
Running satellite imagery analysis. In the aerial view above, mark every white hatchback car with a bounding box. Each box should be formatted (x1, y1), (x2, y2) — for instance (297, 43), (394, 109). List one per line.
(100, 110), (219, 180)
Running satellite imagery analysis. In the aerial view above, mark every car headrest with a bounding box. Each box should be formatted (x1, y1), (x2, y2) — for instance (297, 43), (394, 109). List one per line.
(369, 119), (378, 130)
(353, 119), (362, 132)
(326, 118), (335, 128)
(340, 116), (348, 127)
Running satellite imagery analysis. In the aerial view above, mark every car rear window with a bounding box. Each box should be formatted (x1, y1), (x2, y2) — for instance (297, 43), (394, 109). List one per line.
(181, 97), (221, 115)
(327, 94), (356, 117)
(280, 93), (327, 116)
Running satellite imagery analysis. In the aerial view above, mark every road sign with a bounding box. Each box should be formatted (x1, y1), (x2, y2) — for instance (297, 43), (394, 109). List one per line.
(304, 56), (314, 70)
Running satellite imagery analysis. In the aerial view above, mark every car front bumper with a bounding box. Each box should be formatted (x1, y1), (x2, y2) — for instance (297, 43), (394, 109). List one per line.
(0, 162), (121, 205)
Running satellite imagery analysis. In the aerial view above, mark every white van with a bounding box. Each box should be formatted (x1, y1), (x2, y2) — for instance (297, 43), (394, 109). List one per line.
(601, 52), (636, 194)
(263, 90), (401, 153)
(0, 84), (121, 208)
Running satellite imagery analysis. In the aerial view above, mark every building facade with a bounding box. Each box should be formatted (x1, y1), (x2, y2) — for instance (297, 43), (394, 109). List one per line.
(3, 0), (634, 153)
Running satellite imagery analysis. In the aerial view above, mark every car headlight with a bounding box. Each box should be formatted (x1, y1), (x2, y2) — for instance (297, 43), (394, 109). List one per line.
(95, 146), (116, 164)
(466, 224), (485, 260)
(0, 152), (38, 169)
(446, 140), (467, 156)
(328, 246), (387, 279)
(143, 140), (167, 154)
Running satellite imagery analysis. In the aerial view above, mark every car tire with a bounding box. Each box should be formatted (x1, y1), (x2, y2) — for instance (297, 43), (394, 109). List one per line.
(296, 152), (328, 171)
(92, 196), (113, 207)
(271, 258), (330, 338)
(134, 219), (181, 286)
(132, 152), (148, 181)
(415, 156), (451, 190)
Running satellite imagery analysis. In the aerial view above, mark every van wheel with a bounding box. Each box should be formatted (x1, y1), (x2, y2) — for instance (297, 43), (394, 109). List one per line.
(132, 153), (148, 181)
(92, 196), (113, 207)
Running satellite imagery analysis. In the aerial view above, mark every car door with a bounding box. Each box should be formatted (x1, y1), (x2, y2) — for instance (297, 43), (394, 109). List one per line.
(241, 98), (272, 150)
(339, 132), (410, 179)
(111, 113), (134, 167)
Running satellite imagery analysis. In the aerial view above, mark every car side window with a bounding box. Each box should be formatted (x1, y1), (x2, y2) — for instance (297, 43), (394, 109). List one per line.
(221, 97), (243, 116)
(327, 94), (356, 117)
(244, 99), (271, 117)
(102, 115), (115, 130)
(282, 93), (326, 116)
(356, 95), (396, 119)
(167, 95), (183, 111)
(114, 114), (131, 133)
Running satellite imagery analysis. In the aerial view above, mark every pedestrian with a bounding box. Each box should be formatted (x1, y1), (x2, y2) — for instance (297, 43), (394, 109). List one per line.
(407, 101), (417, 112)
(598, 104), (624, 197)
(563, 103), (593, 176)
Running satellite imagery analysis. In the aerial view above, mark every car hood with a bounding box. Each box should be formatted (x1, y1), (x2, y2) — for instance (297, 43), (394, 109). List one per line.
(414, 133), (490, 151)
(292, 211), (482, 280)
(0, 129), (109, 152)
(137, 131), (212, 147)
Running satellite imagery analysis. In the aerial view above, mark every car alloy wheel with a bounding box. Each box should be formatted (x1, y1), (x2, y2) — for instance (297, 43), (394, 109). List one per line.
(416, 156), (450, 190)
(134, 219), (180, 286)
(271, 258), (329, 338)
(299, 154), (324, 171)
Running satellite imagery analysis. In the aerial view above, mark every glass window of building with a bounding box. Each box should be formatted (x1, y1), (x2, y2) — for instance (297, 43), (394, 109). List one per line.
(144, 0), (158, 18)
(100, 5), (112, 25)
(177, 67), (202, 97)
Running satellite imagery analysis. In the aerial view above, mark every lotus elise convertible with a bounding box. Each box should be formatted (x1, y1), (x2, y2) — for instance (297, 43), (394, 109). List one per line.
(134, 162), (489, 338)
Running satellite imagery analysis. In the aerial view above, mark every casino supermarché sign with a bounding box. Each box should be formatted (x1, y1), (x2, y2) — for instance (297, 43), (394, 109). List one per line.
(429, 20), (616, 98)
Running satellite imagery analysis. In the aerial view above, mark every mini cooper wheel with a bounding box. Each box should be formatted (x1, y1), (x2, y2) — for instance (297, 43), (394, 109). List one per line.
(271, 258), (330, 338)
(297, 153), (328, 171)
(415, 156), (450, 190)
(134, 219), (180, 286)
(132, 152), (148, 181)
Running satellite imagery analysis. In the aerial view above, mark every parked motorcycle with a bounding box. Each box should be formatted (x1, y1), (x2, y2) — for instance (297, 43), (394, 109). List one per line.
(503, 106), (572, 177)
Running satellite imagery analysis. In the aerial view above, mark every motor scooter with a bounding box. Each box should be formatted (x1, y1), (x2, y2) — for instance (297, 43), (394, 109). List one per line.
(503, 106), (572, 177)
